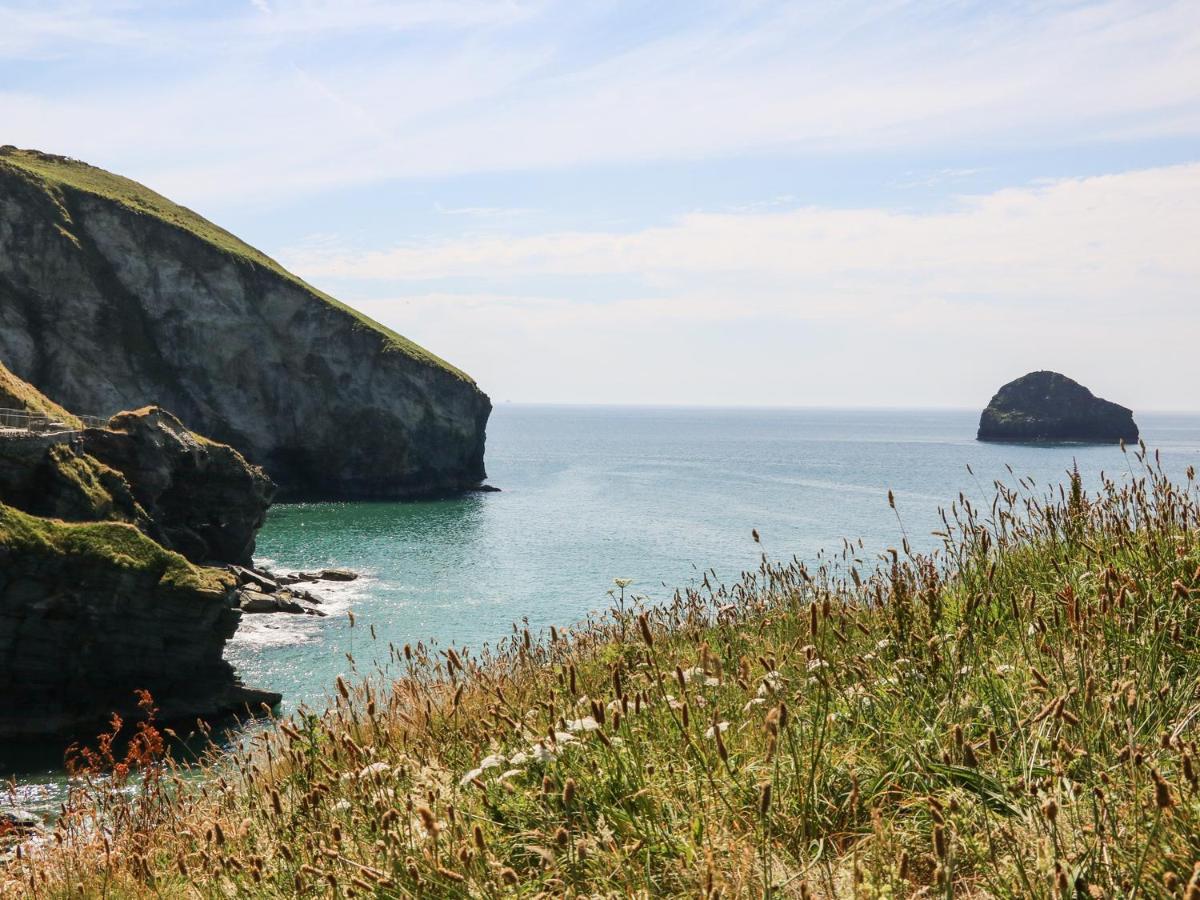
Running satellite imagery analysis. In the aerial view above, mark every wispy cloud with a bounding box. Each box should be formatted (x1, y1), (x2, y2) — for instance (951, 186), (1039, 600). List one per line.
(287, 163), (1200, 301)
(3, 1), (1199, 202)
(289, 163), (1200, 406)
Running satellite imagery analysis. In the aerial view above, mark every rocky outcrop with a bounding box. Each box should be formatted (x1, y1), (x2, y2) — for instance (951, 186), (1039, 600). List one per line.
(0, 503), (280, 741)
(977, 371), (1139, 443)
(0, 404), (273, 566)
(0, 147), (491, 500)
(80, 407), (274, 566)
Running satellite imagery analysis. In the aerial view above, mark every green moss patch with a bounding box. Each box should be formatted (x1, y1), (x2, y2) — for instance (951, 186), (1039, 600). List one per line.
(0, 502), (232, 595)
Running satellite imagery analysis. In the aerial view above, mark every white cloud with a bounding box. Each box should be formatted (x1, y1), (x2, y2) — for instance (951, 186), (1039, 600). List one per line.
(288, 163), (1200, 304)
(287, 163), (1200, 407)
(2, 1), (1199, 200)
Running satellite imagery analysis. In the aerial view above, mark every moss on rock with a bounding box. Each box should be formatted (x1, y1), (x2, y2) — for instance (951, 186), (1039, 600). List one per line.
(0, 501), (231, 596)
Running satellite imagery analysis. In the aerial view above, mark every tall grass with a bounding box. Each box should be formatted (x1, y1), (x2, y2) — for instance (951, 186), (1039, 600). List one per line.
(7, 447), (1200, 897)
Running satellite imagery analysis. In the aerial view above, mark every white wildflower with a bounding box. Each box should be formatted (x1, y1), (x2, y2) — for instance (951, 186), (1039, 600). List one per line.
(756, 671), (785, 697)
(704, 721), (731, 739)
(566, 716), (601, 733)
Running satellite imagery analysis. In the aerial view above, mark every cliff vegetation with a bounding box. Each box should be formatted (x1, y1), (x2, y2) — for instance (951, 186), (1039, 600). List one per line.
(7, 449), (1200, 896)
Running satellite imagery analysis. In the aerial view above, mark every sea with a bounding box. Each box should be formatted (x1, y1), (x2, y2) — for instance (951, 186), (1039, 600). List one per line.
(6, 405), (1200, 812)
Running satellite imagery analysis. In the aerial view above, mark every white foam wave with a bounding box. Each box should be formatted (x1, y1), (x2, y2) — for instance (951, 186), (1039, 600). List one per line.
(228, 571), (379, 650)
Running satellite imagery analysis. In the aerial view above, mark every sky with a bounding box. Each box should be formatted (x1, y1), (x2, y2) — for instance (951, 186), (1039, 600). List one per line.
(3, 0), (1199, 409)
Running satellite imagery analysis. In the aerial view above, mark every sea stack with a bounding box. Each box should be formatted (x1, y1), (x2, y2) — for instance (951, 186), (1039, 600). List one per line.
(977, 371), (1139, 444)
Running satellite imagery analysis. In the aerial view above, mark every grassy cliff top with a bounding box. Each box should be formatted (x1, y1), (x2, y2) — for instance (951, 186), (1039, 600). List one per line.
(11, 454), (1200, 897)
(0, 501), (231, 595)
(0, 146), (472, 383)
(0, 359), (82, 428)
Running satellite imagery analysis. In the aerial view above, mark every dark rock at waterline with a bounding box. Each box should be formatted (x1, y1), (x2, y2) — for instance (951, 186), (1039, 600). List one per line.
(316, 568), (359, 582)
(0, 808), (42, 854)
(977, 371), (1139, 444)
(1, 809), (40, 832)
(229, 564), (279, 594)
(238, 587), (325, 616)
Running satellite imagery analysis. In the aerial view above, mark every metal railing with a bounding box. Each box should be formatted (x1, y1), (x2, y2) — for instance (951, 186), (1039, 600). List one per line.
(0, 407), (108, 434)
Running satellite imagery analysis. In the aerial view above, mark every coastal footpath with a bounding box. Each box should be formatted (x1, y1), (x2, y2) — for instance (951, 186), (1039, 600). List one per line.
(0, 147), (491, 500)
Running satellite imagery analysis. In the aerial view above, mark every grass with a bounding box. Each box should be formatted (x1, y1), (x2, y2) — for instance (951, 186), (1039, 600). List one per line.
(0, 359), (81, 428)
(7, 449), (1200, 897)
(0, 147), (473, 383)
(0, 502), (230, 596)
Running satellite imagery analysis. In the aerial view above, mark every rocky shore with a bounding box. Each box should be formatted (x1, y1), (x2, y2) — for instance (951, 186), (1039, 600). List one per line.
(0, 366), (281, 740)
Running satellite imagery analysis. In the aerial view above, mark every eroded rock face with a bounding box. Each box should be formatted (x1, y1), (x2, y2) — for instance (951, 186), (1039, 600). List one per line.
(0, 407), (273, 566)
(977, 371), (1139, 443)
(0, 148), (491, 499)
(80, 407), (274, 566)
(0, 504), (280, 741)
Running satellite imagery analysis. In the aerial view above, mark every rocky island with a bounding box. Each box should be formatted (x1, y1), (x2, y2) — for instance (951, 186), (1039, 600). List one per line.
(977, 370), (1139, 443)
(0, 147), (491, 500)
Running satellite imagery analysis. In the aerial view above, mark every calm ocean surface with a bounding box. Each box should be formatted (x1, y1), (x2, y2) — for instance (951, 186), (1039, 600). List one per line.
(231, 404), (1200, 711)
(7, 405), (1200, 808)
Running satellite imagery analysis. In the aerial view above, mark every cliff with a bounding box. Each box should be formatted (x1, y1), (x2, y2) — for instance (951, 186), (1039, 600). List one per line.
(0, 368), (279, 738)
(0, 503), (279, 740)
(977, 371), (1139, 443)
(0, 147), (491, 499)
(0, 368), (273, 566)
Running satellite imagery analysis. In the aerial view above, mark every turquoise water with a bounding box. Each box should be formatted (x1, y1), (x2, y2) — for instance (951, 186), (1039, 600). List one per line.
(7, 405), (1200, 811)
(229, 405), (1200, 712)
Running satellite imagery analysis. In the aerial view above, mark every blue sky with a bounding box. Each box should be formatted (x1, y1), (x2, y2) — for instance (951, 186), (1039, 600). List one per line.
(3, 0), (1199, 408)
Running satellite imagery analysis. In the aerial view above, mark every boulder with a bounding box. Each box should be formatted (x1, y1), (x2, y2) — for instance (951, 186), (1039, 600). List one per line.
(238, 590), (279, 613)
(229, 565), (278, 593)
(238, 588), (325, 617)
(977, 372), (1139, 444)
(0, 809), (40, 832)
(316, 568), (359, 582)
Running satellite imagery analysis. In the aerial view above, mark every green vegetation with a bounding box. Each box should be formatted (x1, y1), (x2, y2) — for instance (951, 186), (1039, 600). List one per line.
(0, 501), (229, 596)
(0, 147), (471, 382)
(8, 452), (1200, 897)
(0, 358), (81, 428)
(42, 443), (141, 522)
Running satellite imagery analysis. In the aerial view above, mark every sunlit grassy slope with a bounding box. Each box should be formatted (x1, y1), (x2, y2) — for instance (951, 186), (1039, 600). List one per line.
(0, 147), (471, 382)
(0, 359), (81, 428)
(9, 450), (1200, 897)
